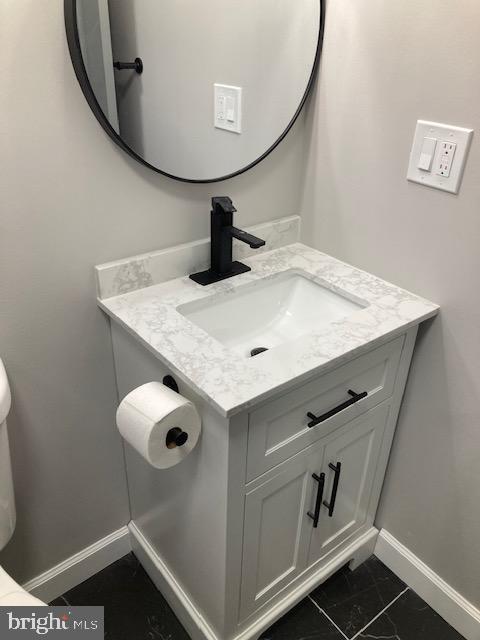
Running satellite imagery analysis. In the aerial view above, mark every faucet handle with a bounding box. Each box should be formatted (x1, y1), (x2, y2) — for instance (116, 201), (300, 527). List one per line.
(212, 196), (237, 215)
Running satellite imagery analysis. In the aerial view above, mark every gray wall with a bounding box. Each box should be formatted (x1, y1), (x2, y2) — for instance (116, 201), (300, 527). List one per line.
(301, 0), (480, 607)
(0, 0), (307, 583)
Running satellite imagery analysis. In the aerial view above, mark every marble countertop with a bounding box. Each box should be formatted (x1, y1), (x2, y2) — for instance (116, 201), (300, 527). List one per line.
(99, 243), (438, 416)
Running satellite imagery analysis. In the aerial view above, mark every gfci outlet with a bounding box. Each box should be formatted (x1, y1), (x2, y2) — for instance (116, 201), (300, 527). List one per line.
(407, 120), (473, 194)
(435, 141), (456, 178)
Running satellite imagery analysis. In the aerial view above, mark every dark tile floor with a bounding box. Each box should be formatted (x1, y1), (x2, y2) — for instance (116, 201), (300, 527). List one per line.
(50, 553), (465, 640)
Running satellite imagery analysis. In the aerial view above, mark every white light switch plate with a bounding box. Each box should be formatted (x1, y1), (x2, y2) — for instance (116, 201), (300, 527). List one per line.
(407, 120), (473, 194)
(214, 84), (242, 134)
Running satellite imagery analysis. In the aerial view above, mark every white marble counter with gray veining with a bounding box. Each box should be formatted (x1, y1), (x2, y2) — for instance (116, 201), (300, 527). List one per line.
(97, 239), (439, 417)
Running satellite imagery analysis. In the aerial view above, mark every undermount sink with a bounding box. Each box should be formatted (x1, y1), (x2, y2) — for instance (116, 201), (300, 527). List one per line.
(178, 270), (367, 357)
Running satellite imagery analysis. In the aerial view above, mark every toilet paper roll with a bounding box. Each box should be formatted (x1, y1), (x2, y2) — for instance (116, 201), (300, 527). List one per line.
(116, 382), (201, 469)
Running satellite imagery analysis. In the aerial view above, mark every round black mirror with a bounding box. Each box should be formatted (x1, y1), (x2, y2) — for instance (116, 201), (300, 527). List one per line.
(65, 0), (324, 183)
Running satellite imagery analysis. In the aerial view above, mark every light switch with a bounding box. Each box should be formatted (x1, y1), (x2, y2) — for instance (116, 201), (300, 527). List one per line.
(214, 84), (242, 134)
(407, 120), (473, 194)
(417, 137), (437, 171)
(226, 96), (235, 123)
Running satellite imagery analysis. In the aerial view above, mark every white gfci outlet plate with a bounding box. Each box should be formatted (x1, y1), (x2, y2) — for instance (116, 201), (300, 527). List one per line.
(407, 120), (473, 194)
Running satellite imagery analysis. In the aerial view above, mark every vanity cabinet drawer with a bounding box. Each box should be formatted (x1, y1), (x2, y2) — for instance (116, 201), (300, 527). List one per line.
(246, 335), (405, 481)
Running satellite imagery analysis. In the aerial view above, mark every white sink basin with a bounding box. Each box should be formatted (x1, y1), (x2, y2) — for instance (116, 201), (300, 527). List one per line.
(178, 270), (367, 357)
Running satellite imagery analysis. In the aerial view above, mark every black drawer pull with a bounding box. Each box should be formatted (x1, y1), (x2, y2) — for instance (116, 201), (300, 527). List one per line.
(323, 462), (341, 517)
(307, 472), (325, 528)
(307, 389), (368, 428)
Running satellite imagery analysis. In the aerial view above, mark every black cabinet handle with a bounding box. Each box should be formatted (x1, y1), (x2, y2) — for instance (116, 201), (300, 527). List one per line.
(307, 472), (325, 528)
(323, 462), (341, 517)
(114, 57), (143, 74)
(307, 389), (368, 428)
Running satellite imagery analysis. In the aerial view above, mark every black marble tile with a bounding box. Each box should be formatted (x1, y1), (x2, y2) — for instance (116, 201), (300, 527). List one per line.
(309, 556), (406, 638)
(357, 589), (465, 640)
(51, 553), (191, 640)
(260, 598), (345, 640)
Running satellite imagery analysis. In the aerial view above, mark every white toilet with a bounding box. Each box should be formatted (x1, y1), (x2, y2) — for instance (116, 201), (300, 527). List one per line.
(0, 359), (45, 606)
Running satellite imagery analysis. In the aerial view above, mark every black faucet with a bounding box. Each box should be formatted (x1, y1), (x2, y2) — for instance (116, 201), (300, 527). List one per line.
(190, 197), (266, 286)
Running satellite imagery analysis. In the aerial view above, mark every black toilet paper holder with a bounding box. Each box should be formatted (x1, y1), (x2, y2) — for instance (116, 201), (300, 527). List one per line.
(163, 375), (179, 394)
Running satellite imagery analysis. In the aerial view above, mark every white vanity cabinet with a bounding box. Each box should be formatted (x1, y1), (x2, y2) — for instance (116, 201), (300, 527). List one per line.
(110, 322), (419, 640)
(240, 402), (389, 620)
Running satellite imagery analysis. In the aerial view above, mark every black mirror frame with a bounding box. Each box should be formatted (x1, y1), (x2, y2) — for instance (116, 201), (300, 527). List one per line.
(64, 0), (325, 184)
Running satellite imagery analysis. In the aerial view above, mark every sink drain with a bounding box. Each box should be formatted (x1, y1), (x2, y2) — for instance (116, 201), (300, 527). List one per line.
(250, 347), (269, 357)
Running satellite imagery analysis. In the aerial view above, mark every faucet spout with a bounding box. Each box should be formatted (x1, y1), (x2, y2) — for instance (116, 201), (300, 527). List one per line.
(230, 227), (266, 250)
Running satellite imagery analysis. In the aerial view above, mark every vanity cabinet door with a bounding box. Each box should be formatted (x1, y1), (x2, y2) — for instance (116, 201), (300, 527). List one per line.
(308, 403), (390, 567)
(239, 441), (325, 621)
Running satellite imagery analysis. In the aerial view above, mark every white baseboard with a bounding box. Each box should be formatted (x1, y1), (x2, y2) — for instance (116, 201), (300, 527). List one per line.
(130, 520), (379, 640)
(129, 522), (218, 640)
(375, 529), (480, 640)
(22, 526), (131, 604)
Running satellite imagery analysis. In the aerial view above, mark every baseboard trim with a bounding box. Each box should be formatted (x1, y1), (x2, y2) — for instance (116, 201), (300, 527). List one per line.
(22, 526), (131, 603)
(129, 522), (218, 640)
(130, 521), (379, 640)
(375, 529), (480, 640)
